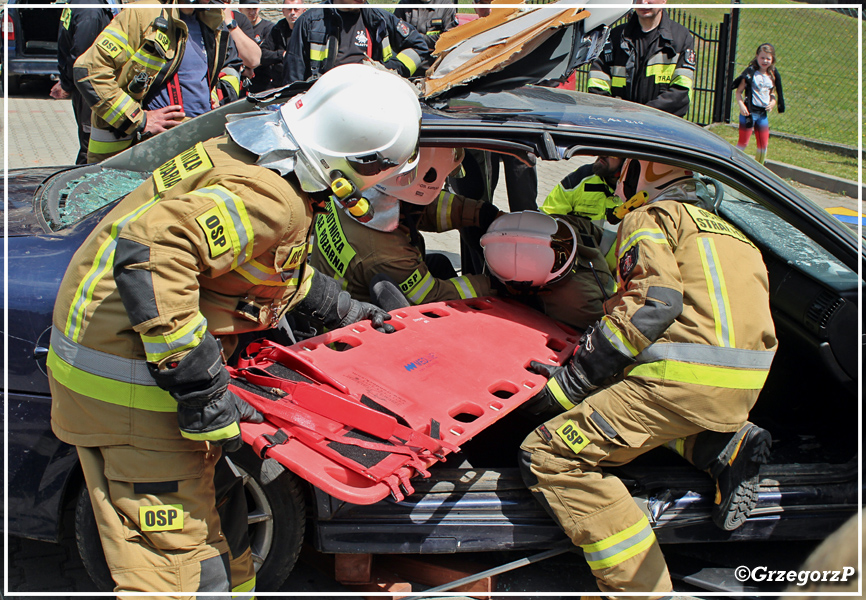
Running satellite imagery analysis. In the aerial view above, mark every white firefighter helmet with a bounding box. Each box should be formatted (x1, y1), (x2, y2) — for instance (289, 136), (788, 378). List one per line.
(616, 159), (693, 203)
(373, 146), (465, 206)
(480, 211), (577, 288)
(281, 64), (422, 194)
(351, 147), (466, 232)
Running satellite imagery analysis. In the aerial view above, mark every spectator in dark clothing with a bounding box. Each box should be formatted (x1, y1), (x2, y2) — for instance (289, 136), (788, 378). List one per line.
(259, 0), (306, 91)
(213, 0), (262, 85)
(281, 0), (430, 86)
(50, 0), (117, 164)
(238, 0), (277, 93)
(394, 0), (457, 50)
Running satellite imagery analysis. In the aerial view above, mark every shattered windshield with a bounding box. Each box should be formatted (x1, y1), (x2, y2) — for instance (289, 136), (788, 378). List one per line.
(41, 168), (149, 231)
(718, 190), (858, 291)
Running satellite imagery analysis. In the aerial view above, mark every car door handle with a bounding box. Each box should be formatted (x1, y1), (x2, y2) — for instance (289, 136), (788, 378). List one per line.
(33, 346), (49, 359)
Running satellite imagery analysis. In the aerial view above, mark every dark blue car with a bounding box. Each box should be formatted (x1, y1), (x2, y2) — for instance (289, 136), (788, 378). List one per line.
(2, 4), (861, 593)
(3, 0), (64, 94)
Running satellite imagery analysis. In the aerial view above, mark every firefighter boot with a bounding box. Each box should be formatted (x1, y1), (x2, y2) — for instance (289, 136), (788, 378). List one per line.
(697, 423), (772, 531)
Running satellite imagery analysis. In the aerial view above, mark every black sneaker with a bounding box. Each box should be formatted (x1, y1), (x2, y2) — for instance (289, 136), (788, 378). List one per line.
(711, 423), (772, 531)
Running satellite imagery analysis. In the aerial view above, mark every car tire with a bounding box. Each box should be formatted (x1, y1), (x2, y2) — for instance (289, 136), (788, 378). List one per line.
(73, 448), (306, 592)
(74, 483), (115, 592)
(7, 75), (21, 95)
(230, 446), (306, 591)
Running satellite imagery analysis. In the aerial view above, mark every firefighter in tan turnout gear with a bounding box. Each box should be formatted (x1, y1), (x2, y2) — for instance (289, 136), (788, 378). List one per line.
(311, 147), (499, 305)
(75, 0), (244, 163)
(518, 160), (776, 595)
(48, 64), (421, 595)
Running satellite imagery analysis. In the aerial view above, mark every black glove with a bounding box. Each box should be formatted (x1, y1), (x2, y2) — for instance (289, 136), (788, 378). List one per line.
(296, 270), (395, 333)
(478, 202), (502, 234)
(148, 333), (263, 451)
(522, 358), (596, 417)
(370, 272), (411, 311)
(176, 389), (263, 453)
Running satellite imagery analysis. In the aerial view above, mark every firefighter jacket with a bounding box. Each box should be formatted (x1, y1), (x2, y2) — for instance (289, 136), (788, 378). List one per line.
(73, 1), (243, 158)
(311, 191), (493, 304)
(588, 11), (695, 117)
(393, 0), (458, 50)
(532, 215), (613, 331)
(732, 64), (786, 114)
(48, 135), (316, 450)
(573, 181), (777, 431)
(57, 0), (115, 94)
(541, 163), (621, 222)
(281, 2), (430, 85)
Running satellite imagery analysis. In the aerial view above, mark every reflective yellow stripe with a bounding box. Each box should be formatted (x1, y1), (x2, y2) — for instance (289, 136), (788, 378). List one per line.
(587, 78), (611, 92)
(47, 347), (177, 412)
(235, 258), (290, 287)
(104, 92), (135, 126)
(581, 515), (655, 570)
(88, 137), (133, 155)
(436, 191), (455, 231)
(130, 48), (166, 70)
(547, 378), (575, 411)
(646, 63), (676, 85)
(611, 76), (626, 88)
(628, 360), (770, 389)
(232, 575), (256, 594)
(618, 227), (667, 258)
(697, 237), (735, 348)
(402, 270), (434, 305)
(309, 43), (327, 61)
(396, 51), (418, 75)
(600, 316), (639, 357)
(181, 421), (241, 442)
(666, 437), (686, 457)
(449, 276), (477, 299)
(382, 42), (393, 62)
(140, 313), (208, 363)
(220, 73), (241, 95)
(64, 196), (160, 340)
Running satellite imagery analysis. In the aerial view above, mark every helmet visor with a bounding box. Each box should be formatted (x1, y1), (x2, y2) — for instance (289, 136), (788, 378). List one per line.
(346, 152), (400, 177)
(548, 218), (577, 284)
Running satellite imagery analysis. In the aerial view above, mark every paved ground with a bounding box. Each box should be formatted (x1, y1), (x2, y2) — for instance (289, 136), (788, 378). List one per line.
(0, 78), (839, 598)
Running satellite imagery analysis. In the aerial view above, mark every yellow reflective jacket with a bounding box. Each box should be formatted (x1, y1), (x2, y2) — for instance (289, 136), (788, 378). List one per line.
(49, 135), (316, 449)
(311, 191), (493, 304)
(74, 1), (242, 160)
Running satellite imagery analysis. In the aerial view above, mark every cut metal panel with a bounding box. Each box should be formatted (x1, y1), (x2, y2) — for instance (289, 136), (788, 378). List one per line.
(423, 0), (630, 100)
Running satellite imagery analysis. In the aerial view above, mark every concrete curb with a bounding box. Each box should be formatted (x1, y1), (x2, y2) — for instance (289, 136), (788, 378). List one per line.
(765, 160), (862, 199)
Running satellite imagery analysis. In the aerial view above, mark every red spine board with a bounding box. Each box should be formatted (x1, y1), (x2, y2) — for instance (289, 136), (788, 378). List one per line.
(234, 297), (578, 505)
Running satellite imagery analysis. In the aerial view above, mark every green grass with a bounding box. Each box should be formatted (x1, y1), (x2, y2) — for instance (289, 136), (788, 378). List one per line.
(674, 2), (858, 147)
(706, 123), (859, 182)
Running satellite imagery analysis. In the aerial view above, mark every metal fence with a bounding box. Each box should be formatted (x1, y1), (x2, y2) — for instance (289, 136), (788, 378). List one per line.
(727, 7), (858, 150)
(262, 1), (858, 150)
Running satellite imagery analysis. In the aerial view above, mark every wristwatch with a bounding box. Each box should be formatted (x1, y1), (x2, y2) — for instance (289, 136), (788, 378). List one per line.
(226, 19), (238, 31)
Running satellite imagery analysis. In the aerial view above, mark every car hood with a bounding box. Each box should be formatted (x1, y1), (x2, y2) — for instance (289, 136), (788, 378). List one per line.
(4, 167), (66, 236)
(422, 0), (630, 100)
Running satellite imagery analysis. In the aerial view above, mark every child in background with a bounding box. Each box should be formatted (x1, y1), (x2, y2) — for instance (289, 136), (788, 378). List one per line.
(733, 43), (786, 164)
